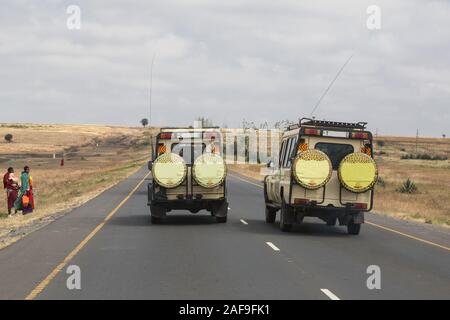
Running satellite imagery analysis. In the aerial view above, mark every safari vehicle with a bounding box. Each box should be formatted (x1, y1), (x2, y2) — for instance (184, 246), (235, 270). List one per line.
(147, 127), (228, 224)
(264, 118), (378, 235)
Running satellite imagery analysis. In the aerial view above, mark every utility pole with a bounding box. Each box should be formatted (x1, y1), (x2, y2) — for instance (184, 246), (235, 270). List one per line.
(416, 129), (419, 154)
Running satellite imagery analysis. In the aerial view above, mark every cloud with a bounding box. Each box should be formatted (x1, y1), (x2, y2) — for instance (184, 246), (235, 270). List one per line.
(0, 0), (449, 136)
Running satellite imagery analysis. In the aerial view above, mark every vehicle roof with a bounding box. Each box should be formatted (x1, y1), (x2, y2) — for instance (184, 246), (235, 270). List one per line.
(282, 118), (372, 138)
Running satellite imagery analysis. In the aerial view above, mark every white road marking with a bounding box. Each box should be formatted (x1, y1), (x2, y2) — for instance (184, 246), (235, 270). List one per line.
(240, 219), (248, 225)
(266, 242), (280, 251)
(320, 289), (340, 300)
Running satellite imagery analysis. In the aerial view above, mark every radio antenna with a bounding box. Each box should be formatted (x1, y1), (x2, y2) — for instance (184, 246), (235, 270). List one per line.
(309, 53), (353, 118)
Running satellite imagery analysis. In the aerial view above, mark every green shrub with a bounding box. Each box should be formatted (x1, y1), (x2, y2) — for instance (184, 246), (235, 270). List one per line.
(401, 153), (447, 161)
(4, 133), (13, 142)
(397, 178), (418, 194)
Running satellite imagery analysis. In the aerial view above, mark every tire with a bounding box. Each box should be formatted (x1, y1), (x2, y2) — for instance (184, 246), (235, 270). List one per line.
(263, 179), (269, 204)
(265, 207), (276, 223)
(280, 200), (293, 232)
(216, 216), (227, 223)
(213, 201), (228, 223)
(150, 204), (166, 224)
(150, 215), (162, 224)
(347, 221), (361, 235)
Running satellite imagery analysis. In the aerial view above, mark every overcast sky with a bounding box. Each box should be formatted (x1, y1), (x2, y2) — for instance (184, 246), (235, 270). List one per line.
(1, 0), (449, 136)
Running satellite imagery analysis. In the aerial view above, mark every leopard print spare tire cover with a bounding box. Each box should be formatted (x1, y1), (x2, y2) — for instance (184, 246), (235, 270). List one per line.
(338, 152), (378, 193)
(292, 149), (332, 190)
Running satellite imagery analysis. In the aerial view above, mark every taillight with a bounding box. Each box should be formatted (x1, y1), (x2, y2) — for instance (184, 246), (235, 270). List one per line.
(204, 132), (216, 140)
(294, 198), (310, 205)
(353, 203), (368, 210)
(304, 128), (322, 136)
(160, 132), (172, 139)
(351, 132), (369, 139)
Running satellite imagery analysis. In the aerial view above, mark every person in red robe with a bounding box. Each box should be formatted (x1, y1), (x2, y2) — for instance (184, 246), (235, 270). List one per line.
(3, 167), (19, 215)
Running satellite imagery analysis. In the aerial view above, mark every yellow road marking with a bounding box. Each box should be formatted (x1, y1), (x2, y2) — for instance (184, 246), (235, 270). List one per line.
(231, 173), (450, 252)
(366, 221), (449, 251)
(25, 172), (151, 300)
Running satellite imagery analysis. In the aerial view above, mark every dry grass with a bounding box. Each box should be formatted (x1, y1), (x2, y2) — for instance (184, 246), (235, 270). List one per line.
(0, 124), (156, 247)
(230, 135), (450, 227)
(373, 136), (450, 226)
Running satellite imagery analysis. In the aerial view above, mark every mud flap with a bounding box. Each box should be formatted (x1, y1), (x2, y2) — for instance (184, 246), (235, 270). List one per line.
(212, 201), (228, 218)
(147, 182), (153, 204)
(283, 206), (296, 224)
(150, 204), (167, 218)
(353, 212), (365, 224)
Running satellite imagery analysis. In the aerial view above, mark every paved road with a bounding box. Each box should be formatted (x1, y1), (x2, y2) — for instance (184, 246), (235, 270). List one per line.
(0, 167), (449, 300)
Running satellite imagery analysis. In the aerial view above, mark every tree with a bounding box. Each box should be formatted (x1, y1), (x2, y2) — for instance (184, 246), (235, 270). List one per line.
(4, 134), (13, 143)
(140, 118), (149, 128)
(443, 134), (446, 139)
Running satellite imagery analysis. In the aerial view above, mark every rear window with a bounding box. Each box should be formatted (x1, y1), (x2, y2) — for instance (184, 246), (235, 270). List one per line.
(171, 143), (206, 165)
(315, 143), (354, 169)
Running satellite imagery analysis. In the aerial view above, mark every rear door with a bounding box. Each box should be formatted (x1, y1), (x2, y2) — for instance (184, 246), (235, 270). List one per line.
(314, 141), (357, 202)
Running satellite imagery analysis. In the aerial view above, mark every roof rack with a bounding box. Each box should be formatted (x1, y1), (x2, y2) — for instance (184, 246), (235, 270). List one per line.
(299, 117), (367, 130)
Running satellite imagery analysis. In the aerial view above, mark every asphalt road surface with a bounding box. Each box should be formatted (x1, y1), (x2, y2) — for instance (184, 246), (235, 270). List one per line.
(0, 167), (449, 300)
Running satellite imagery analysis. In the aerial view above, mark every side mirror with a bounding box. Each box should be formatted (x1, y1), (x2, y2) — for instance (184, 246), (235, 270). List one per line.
(148, 161), (153, 171)
(267, 161), (274, 168)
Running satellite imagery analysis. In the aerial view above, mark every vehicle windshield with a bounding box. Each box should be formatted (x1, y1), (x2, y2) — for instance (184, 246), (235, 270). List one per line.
(314, 142), (354, 169)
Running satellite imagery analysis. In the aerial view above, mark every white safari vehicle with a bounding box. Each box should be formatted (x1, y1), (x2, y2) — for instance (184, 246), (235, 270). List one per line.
(147, 127), (228, 224)
(264, 118), (378, 235)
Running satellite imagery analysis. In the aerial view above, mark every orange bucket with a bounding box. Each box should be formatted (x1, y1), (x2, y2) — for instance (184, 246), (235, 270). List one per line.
(22, 195), (30, 207)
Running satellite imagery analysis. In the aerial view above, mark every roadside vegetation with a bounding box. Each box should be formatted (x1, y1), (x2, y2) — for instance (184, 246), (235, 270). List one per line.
(397, 178), (418, 194)
(0, 124), (156, 248)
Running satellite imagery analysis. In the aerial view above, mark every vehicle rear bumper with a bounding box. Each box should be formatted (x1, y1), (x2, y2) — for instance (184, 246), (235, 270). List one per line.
(277, 204), (366, 225)
(148, 198), (227, 213)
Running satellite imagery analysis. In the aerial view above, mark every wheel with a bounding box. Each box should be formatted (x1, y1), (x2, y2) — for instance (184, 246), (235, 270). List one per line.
(326, 217), (337, 226)
(150, 204), (166, 224)
(347, 221), (361, 235)
(263, 179), (269, 203)
(280, 200), (292, 232)
(212, 201), (228, 223)
(150, 215), (162, 224)
(265, 207), (276, 223)
(216, 216), (227, 223)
